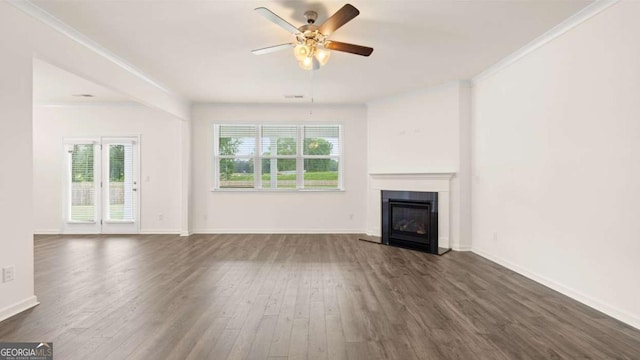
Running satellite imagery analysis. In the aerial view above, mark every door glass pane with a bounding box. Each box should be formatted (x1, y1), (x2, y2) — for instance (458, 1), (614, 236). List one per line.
(108, 144), (134, 221)
(70, 144), (95, 221)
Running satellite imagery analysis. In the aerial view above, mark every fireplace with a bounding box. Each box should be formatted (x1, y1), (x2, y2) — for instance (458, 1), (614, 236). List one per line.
(382, 190), (438, 254)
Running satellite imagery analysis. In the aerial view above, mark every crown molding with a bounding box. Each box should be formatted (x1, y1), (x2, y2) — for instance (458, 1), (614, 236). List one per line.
(368, 172), (456, 180)
(34, 101), (144, 108)
(472, 0), (620, 84)
(8, 0), (174, 95)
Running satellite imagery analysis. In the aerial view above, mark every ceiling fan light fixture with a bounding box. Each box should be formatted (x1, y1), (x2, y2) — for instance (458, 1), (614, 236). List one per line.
(298, 56), (313, 70)
(294, 44), (311, 61)
(314, 46), (331, 66)
(298, 55), (321, 70)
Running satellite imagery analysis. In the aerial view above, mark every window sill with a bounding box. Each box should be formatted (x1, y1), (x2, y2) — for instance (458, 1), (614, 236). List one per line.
(210, 188), (345, 193)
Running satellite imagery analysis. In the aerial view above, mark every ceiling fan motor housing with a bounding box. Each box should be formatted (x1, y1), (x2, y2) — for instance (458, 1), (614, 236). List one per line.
(304, 11), (318, 24)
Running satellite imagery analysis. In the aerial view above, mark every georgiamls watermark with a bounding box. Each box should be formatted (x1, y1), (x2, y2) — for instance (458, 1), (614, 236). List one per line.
(0, 342), (53, 360)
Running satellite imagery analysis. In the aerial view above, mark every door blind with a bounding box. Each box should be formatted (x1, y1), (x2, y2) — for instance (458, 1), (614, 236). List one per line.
(107, 143), (134, 221)
(70, 144), (96, 221)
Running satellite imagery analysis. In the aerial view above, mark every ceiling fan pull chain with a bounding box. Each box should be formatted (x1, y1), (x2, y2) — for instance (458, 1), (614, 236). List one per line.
(309, 69), (315, 118)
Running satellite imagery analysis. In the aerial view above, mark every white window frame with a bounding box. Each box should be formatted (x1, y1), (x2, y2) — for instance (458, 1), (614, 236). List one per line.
(212, 124), (344, 191)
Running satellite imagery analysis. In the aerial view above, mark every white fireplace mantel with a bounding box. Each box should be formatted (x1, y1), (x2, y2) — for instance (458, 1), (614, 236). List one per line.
(369, 172), (455, 179)
(368, 172), (456, 192)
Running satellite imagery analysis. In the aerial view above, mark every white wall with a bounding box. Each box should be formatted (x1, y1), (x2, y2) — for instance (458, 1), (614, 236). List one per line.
(191, 104), (367, 233)
(0, 1), (187, 320)
(367, 83), (461, 174)
(33, 105), (183, 234)
(472, 1), (640, 328)
(366, 82), (472, 250)
(0, 13), (37, 320)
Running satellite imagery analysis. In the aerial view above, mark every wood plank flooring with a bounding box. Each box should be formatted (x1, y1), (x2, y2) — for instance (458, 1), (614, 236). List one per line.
(1, 234), (640, 359)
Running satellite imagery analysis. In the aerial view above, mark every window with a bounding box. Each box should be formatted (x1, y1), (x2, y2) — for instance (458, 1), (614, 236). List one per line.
(214, 124), (342, 190)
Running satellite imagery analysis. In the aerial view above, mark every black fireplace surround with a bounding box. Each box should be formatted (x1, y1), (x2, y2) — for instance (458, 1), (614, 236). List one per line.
(381, 190), (438, 254)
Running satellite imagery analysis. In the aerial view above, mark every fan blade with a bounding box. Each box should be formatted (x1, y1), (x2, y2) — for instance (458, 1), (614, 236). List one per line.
(252, 43), (295, 55)
(255, 7), (300, 35)
(325, 41), (374, 56)
(318, 4), (360, 35)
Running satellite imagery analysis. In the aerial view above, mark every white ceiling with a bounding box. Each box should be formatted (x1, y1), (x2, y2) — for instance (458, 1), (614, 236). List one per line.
(33, 59), (134, 104)
(31, 0), (591, 104)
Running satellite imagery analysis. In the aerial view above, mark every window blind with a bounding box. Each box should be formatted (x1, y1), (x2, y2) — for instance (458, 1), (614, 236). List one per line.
(261, 125), (298, 156)
(303, 125), (340, 156)
(70, 144), (96, 221)
(218, 125), (257, 156)
(107, 144), (134, 221)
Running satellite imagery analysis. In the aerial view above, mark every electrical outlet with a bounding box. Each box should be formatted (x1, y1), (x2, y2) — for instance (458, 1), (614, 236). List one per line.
(158, 213), (164, 221)
(493, 232), (498, 242)
(349, 213), (354, 220)
(3, 266), (15, 282)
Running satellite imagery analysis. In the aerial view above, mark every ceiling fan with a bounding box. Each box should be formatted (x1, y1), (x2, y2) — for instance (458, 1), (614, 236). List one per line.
(251, 4), (374, 70)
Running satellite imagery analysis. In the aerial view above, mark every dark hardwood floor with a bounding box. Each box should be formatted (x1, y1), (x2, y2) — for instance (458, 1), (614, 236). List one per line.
(1, 234), (639, 359)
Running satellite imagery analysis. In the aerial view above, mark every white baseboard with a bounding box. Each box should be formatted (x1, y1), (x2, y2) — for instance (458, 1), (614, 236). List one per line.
(0, 296), (39, 323)
(139, 229), (181, 235)
(36, 229), (181, 235)
(472, 247), (640, 330)
(180, 231), (192, 237)
(191, 229), (366, 235)
(34, 229), (61, 235)
(452, 245), (472, 251)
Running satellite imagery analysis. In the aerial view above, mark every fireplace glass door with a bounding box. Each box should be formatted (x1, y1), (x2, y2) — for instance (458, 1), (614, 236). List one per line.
(389, 201), (430, 244)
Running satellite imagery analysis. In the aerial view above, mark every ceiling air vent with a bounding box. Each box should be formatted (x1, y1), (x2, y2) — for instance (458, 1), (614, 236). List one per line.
(284, 95), (304, 99)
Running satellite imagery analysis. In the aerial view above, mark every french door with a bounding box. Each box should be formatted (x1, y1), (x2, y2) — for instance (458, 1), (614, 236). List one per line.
(63, 136), (140, 234)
